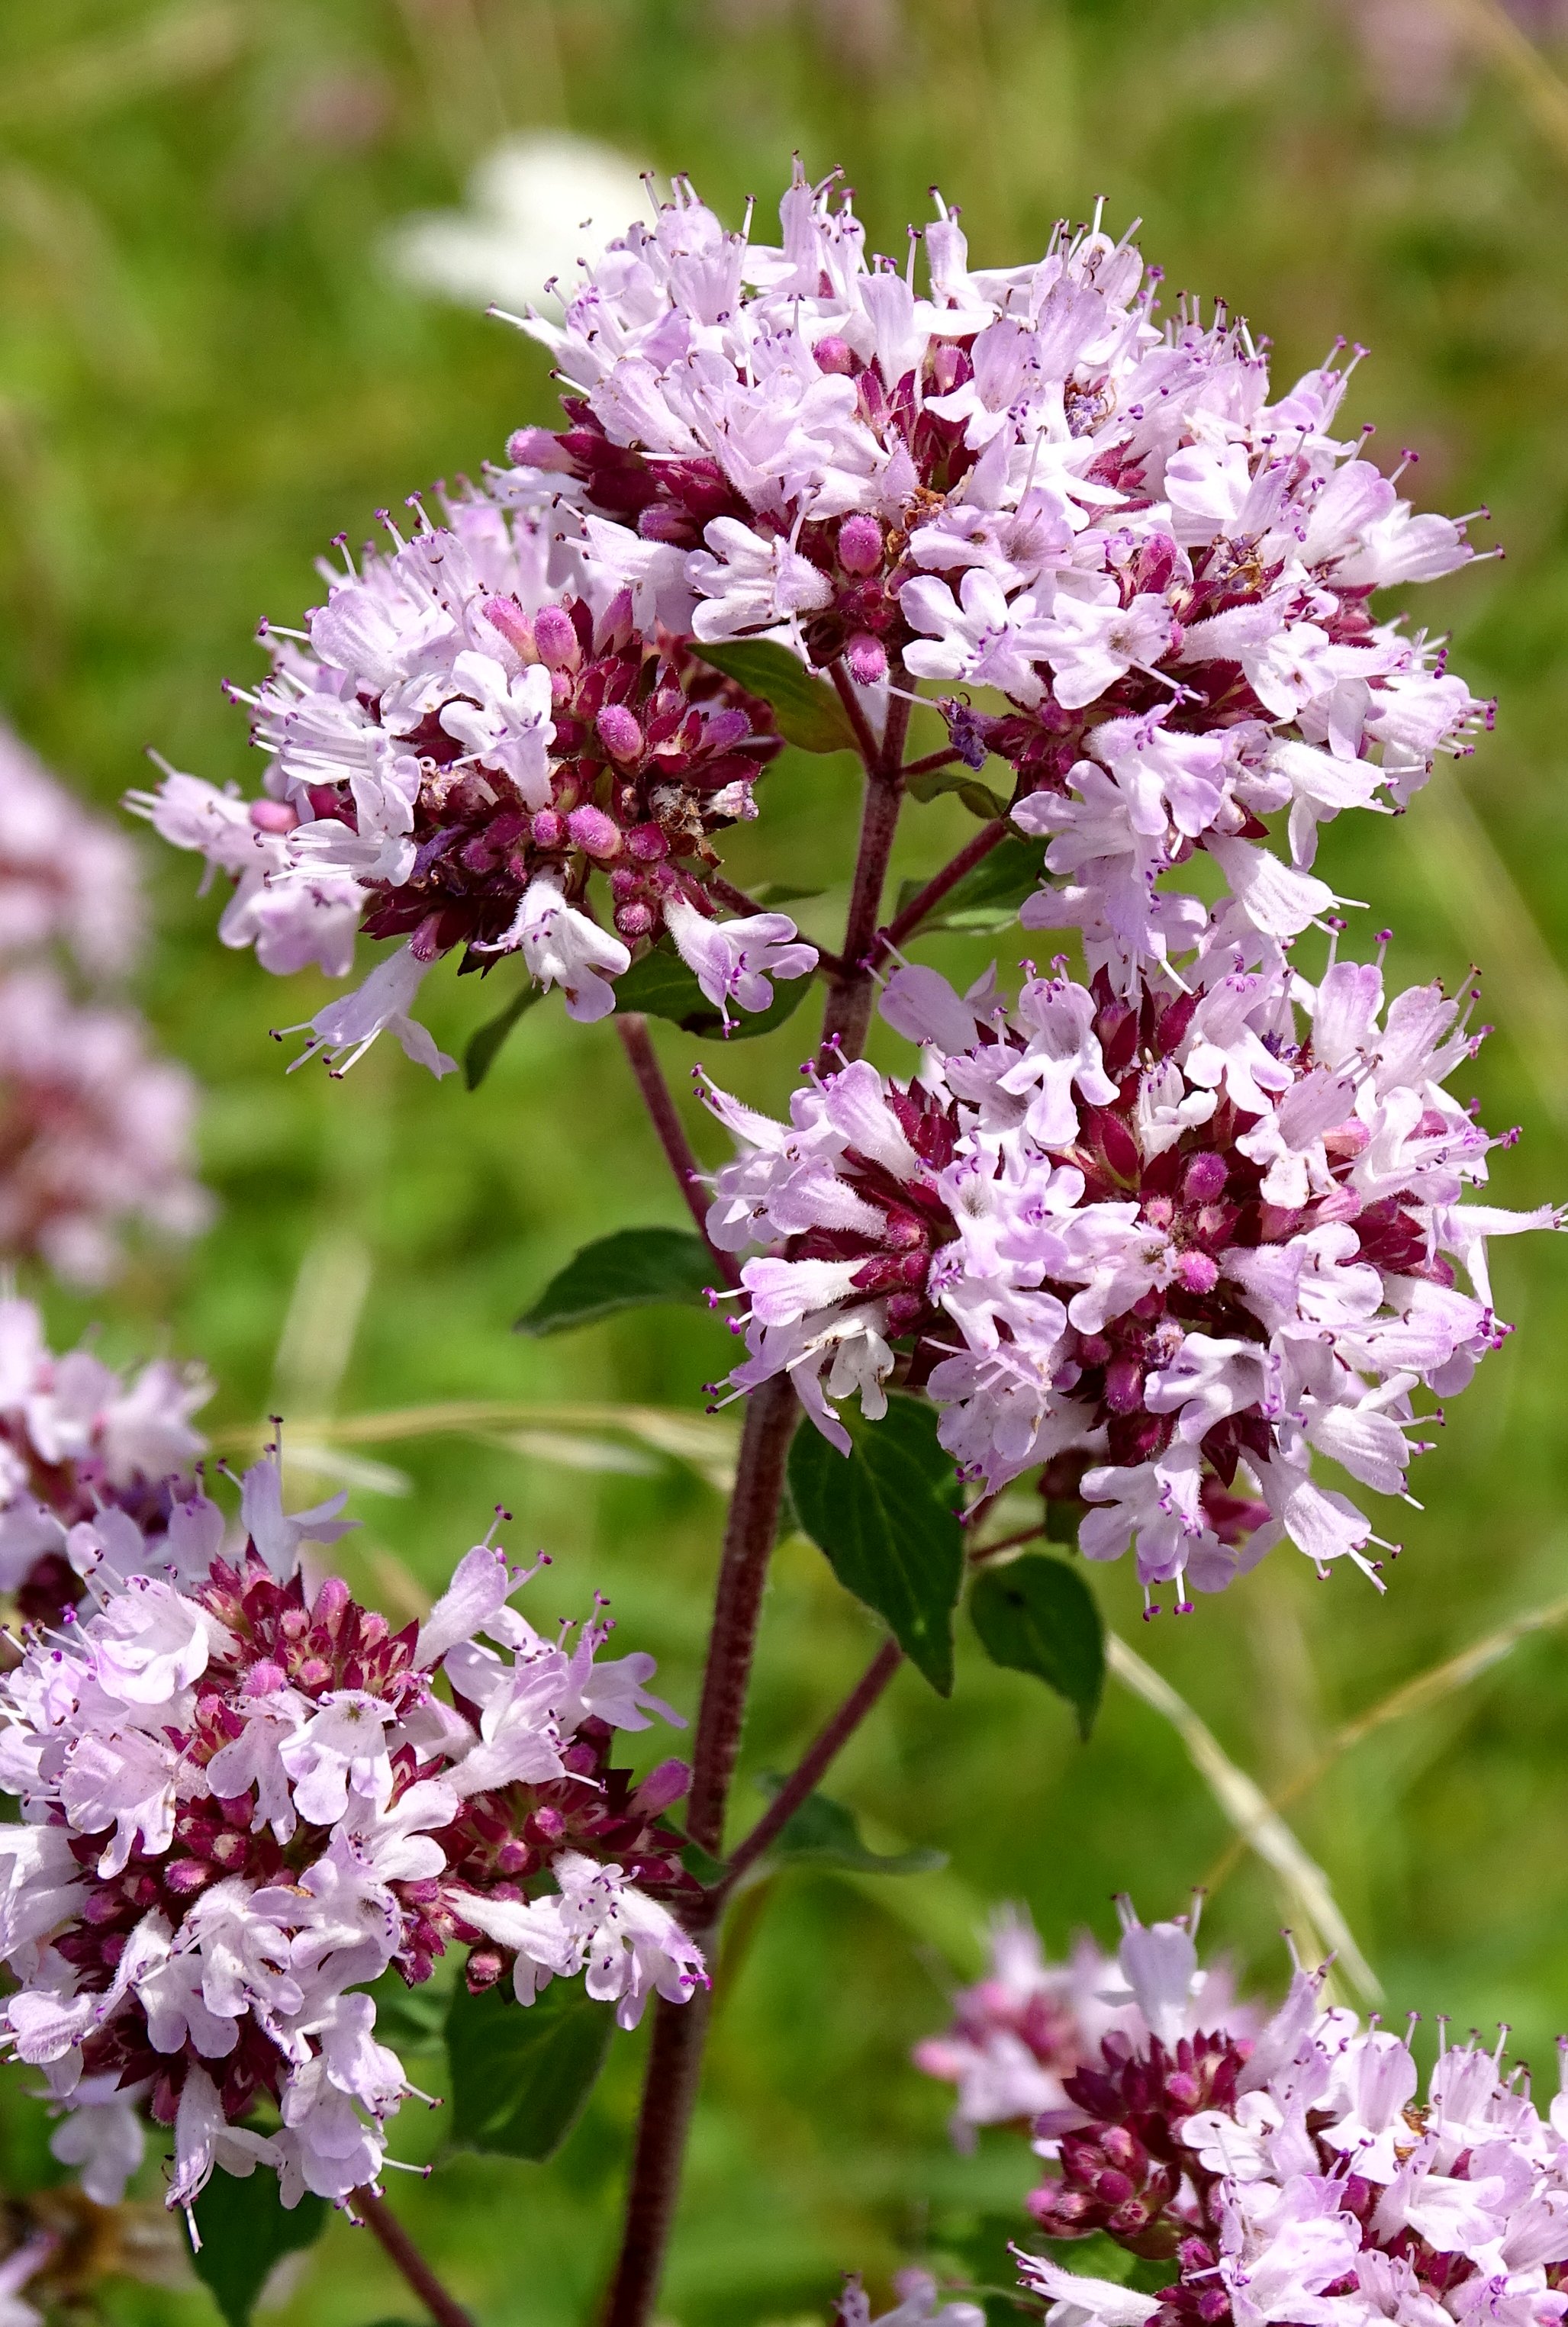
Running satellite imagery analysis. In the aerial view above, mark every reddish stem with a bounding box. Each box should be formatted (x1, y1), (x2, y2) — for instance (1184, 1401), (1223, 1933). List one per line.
(717, 1637), (903, 1892)
(900, 745), (962, 780)
(617, 1014), (739, 1286)
(600, 1374), (799, 2327)
(871, 814), (1010, 965)
(828, 658), (883, 767)
(353, 2187), (475, 2327)
(819, 687), (913, 1064)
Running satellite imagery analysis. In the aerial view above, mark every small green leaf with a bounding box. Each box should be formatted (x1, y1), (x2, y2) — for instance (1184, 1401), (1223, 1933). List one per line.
(968, 1553), (1106, 1740)
(677, 1836), (730, 1887)
(446, 1976), (614, 2161)
(515, 1226), (719, 1337)
(689, 637), (858, 754)
(895, 833), (1048, 935)
(191, 2171), (327, 2327)
(758, 1776), (946, 1875)
(464, 978), (543, 1089)
(904, 764), (1010, 820)
(613, 940), (814, 1041)
(787, 1393), (964, 1695)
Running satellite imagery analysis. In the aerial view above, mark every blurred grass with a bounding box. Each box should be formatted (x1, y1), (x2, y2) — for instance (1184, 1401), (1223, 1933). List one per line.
(4, 1), (1568, 2321)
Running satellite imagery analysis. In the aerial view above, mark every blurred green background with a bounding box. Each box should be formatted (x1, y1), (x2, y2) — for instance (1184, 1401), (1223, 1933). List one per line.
(5, 0), (1568, 2319)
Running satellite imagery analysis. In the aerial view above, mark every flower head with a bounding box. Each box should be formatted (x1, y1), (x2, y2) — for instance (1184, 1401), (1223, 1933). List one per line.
(704, 944), (1557, 1608)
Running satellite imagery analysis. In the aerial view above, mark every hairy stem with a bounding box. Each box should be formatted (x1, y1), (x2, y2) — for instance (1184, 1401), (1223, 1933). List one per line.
(601, 1375), (798, 2327)
(819, 687), (913, 1064)
(353, 2187), (475, 2327)
(718, 1637), (903, 1892)
(617, 1014), (739, 1285)
(871, 814), (1009, 965)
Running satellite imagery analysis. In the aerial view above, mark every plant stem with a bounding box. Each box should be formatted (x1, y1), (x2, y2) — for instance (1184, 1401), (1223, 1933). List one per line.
(617, 1014), (740, 1286)
(819, 687), (913, 1064)
(353, 2186), (475, 2327)
(828, 658), (884, 767)
(900, 745), (961, 780)
(871, 814), (1010, 964)
(600, 1374), (798, 2327)
(717, 1637), (903, 1892)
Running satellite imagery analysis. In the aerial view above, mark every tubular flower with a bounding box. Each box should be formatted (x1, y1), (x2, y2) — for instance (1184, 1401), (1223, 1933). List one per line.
(0, 1295), (208, 1627)
(0, 1451), (704, 2219)
(1018, 1904), (1568, 2327)
(504, 168), (1489, 969)
(913, 1904), (1254, 2149)
(703, 948), (1557, 1608)
(0, 968), (210, 1287)
(130, 494), (813, 1070)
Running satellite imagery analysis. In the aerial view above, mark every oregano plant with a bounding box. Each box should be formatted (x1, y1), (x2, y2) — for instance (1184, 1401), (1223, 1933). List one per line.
(0, 163), (1556, 2327)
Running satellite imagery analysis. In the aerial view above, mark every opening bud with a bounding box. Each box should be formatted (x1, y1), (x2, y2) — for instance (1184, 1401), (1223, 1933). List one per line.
(567, 804), (622, 859)
(845, 632), (889, 686)
(533, 604), (581, 671)
(481, 595), (537, 660)
(597, 704), (644, 763)
(814, 334), (855, 375)
(837, 515), (884, 576)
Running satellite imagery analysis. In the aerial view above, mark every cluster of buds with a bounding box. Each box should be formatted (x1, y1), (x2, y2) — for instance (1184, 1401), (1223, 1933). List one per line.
(703, 945), (1557, 1607)
(1014, 1902), (1568, 2327)
(0, 1445), (704, 2222)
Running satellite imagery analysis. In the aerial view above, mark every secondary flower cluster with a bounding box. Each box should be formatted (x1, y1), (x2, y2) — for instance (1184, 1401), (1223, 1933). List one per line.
(0, 725), (205, 1286)
(515, 167), (1487, 981)
(1013, 1903), (1568, 2327)
(134, 168), (1486, 1070)
(0, 1453), (704, 2219)
(703, 945), (1557, 1604)
(0, 1295), (209, 1627)
(913, 1904), (1251, 2148)
(133, 494), (815, 1068)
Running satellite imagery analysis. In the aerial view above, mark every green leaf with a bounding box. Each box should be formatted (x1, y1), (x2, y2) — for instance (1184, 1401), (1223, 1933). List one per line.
(688, 637), (858, 754)
(515, 1226), (719, 1337)
(464, 977), (543, 1089)
(191, 2171), (327, 2327)
(968, 1553), (1106, 1740)
(787, 1392), (964, 1695)
(446, 1975), (614, 2161)
(904, 764), (1010, 820)
(613, 939), (814, 1041)
(677, 1835), (730, 1887)
(758, 1775), (946, 1874)
(894, 833), (1048, 935)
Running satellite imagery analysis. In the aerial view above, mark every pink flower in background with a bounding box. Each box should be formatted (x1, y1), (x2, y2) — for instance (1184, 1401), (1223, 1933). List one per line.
(0, 726), (143, 981)
(0, 969), (209, 1288)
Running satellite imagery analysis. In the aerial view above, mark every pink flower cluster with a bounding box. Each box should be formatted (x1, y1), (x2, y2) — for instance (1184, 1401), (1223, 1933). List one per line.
(134, 169), (1487, 1073)
(1017, 1906), (1568, 2327)
(0, 1450), (704, 2219)
(516, 168), (1486, 978)
(913, 1904), (1251, 2148)
(703, 946), (1557, 1607)
(0, 1295), (208, 1628)
(0, 726), (205, 1286)
(132, 494), (814, 1069)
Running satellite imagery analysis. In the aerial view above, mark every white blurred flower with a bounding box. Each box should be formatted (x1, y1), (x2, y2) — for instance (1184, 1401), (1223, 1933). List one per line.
(388, 132), (651, 315)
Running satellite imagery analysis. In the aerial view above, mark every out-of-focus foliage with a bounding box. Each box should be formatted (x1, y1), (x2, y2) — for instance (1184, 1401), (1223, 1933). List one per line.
(2, 2), (1568, 2321)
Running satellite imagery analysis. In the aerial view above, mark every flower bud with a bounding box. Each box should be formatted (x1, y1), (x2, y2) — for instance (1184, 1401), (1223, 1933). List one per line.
(630, 1758), (692, 1816)
(1175, 1249), (1219, 1295)
(533, 604), (581, 671)
(567, 804), (622, 859)
(1182, 1152), (1228, 1204)
(529, 808), (567, 851)
(616, 902), (655, 940)
(480, 595), (537, 661)
(845, 632), (889, 686)
(597, 703), (643, 763)
(625, 822), (670, 864)
(1105, 1355), (1144, 1413)
(250, 799), (298, 835)
(814, 333), (855, 374)
(837, 514), (884, 575)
